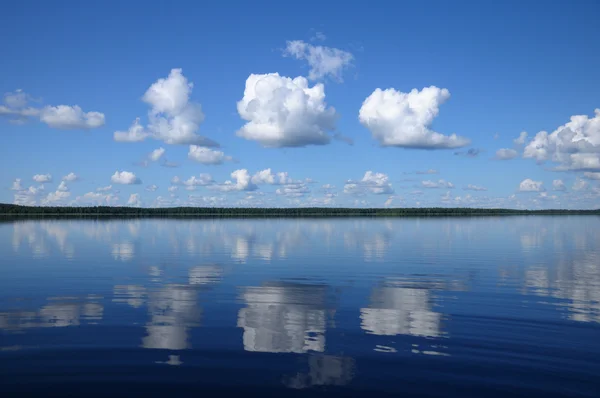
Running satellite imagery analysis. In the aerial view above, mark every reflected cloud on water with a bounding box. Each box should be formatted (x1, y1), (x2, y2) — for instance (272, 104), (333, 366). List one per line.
(360, 280), (443, 338)
(4, 215), (600, 393)
(9, 219), (405, 265)
(0, 295), (104, 331)
(112, 242), (135, 261)
(283, 354), (355, 389)
(524, 251), (600, 323)
(113, 264), (223, 350)
(516, 222), (600, 323)
(237, 282), (328, 353)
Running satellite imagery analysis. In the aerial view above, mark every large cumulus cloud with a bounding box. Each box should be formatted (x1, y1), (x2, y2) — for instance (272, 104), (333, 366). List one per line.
(114, 69), (218, 146)
(523, 109), (600, 170)
(236, 73), (338, 148)
(359, 86), (470, 149)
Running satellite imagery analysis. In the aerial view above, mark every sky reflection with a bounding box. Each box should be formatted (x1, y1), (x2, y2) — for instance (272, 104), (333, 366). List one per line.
(1, 217), (600, 392)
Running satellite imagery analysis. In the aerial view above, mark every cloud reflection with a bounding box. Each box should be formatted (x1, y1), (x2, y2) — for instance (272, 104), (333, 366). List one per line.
(112, 264), (222, 351)
(0, 295), (104, 331)
(237, 282), (328, 353)
(360, 280), (443, 338)
(283, 354), (355, 389)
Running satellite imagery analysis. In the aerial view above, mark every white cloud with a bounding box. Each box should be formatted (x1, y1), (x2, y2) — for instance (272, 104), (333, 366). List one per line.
(251, 169), (294, 185)
(519, 178), (544, 192)
(10, 178), (23, 191)
(188, 145), (232, 165)
(495, 148), (518, 160)
(572, 178), (588, 191)
(62, 172), (78, 182)
(73, 192), (119, 206)
(168, 186), (179, 193)
(13, 184), (45, 206)
(283, 40), (353, 81)
(464, 184), (487, 191)
(0, 102), (39, 118)
(344, 171), (394, 195)
(96, 185), (112, 192)
(3, 89), (30, 109)
(583, 172), (600, 180)
(236, 73), (338, 148)
(40, 105), (105, 130)
(2, 89), (104, 130)
(359, 86), (469, 149)
(441, 191), (453, 203)
(42, 190), (71, 205)
(523, 109), (600, 170)
(275, 183), (310, 197)
(111, 171), (141, 185)
(149, 147), (165, 162)
(33, 174), (52, 183)
(494, 133), (500, 140)
(210, 169), (257, 192)
(114, 118), (148, 142)
(57, 181), (69, 192)
(172, 174), (214, 190)
(146, 184), (158, 192)
(514, 131), (528, 145)
(552, 179), (566, 191)
(114, 69), (217, 146)
(422, 179), (454, 189)
(127, 193), (142, 207)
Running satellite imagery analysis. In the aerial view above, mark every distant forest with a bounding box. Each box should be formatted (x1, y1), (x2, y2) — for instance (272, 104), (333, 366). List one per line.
(1, 204), (599, 218)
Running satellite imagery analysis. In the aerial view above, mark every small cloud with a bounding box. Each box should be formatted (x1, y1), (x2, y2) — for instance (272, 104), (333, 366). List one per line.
(127, 193), (142, 207)
(583, 172), (600, 180)
(10, 178), (23, 191)
(33, 174), (52, 183)
(62, 172), (79, 182)
(283, 40), (353, 82)
(518, 178), (544, 192)
(111, 171), (141, 185)
(572, 178), (588, 191)
(514, 131), (528, 145)
(421, 179), (454, 189)
(552, 179), (566, 191)
(344, 171), (394, 195)
(57, 181), (69, 192)
(149, 147), (165, 162)
(464, 184), (487, 191)
(188, 145), (232, 165)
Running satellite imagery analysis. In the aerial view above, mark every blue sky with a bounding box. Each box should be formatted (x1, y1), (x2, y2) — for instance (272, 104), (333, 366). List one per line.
(1, 0), (599, 209)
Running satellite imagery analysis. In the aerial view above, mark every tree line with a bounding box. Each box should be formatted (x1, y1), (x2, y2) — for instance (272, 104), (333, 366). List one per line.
(1, 203), (599, 218)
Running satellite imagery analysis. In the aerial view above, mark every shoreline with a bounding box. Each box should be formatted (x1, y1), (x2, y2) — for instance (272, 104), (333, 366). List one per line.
(1, 204), (599, 218)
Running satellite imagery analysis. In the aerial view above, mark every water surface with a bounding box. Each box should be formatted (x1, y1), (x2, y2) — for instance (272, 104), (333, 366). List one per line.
(1, 217), (599, 397)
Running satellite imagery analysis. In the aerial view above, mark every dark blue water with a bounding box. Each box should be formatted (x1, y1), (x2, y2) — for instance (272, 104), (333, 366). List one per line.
(1, 217), (599, 397)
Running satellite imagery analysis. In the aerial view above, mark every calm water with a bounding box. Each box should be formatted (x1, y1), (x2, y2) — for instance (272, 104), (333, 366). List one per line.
(1, 217), (599, 397)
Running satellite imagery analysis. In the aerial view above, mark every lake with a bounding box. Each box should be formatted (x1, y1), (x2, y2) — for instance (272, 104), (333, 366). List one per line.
(1, 217), (599, 397)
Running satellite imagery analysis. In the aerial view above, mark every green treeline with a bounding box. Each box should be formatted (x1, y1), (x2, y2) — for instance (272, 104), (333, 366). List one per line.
(1, 203), (599, 218)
